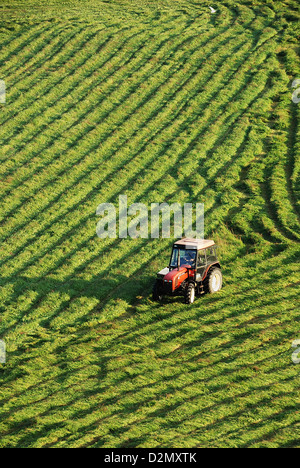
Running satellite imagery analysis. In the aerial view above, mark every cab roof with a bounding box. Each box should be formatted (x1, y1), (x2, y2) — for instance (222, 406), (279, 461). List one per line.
(173, 238), (215, 250)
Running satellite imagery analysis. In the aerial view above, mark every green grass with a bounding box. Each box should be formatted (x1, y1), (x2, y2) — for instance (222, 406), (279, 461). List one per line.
(0, 0), (299, 448)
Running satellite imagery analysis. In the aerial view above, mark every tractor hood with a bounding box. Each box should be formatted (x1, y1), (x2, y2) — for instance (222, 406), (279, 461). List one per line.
(164, 267), (187, 281)
(163, 267), (189, 291)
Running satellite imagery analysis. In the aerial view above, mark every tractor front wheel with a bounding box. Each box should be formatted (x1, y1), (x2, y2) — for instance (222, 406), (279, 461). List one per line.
(152, 281), (163, 301)
(185, 282), (195, 304)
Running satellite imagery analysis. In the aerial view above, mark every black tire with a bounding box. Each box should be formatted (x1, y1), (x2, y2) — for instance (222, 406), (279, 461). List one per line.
(185, 282), (195, 304)
(152, 281), (163, 301)
(205, 268), (222, 294)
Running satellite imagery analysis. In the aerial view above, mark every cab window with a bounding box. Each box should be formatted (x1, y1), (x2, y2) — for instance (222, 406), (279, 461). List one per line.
(197, 249), (206, 266)
(206, 246), (217, 263)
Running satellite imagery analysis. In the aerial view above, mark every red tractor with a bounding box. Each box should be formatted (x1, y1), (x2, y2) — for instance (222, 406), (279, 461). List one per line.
(152, 238), (222, 304)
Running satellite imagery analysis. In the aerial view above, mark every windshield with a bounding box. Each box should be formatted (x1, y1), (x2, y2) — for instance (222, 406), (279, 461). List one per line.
(170, 247), (196, 268)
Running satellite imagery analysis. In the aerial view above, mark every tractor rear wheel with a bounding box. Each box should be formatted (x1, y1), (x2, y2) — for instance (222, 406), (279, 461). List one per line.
(185, 282), (195, 304)
(205, 268), (222, 294)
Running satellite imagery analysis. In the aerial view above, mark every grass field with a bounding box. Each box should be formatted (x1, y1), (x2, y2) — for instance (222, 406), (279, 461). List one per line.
(0, 0), (299, 448)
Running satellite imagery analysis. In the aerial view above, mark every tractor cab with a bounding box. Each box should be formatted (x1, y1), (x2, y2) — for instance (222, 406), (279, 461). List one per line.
(169, 244), (197, 269)
(153, 238), (222, 304)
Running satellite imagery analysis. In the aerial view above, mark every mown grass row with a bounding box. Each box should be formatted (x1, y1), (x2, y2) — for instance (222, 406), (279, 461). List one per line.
(0, 2), (296, 354)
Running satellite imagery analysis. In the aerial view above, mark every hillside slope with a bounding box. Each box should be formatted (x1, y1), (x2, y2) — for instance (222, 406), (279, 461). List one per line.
(0, 0), (299, 448)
